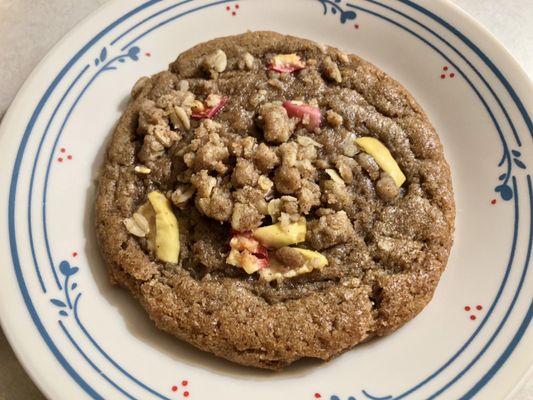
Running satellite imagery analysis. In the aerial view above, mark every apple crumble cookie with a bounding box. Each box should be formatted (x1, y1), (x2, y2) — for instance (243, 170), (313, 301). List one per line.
(96, 31), (455, 369)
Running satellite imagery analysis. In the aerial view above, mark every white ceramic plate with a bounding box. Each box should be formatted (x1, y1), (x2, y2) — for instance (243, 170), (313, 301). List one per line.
(0, 1), (531, 399)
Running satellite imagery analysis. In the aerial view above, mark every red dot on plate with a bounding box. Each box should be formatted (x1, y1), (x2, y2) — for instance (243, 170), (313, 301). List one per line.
(232, 11), (236, 15)
(172, 386), (178, 392)
(226, 5), (230, 10)
(58, 157), (63, 162)
(72, 252), (78, 257)
(450, 72), (455, 78)
(354, 23), (359, 29)
(464, 306), (471, 311)
(476, 305), (483, 310)
(145, 52), (151, 57)
(314, 394), (322, 399)
(67, 155), (73, 160)
(470, 315), (476, 320)
(183, 391), (190, 397)
(443, 66), (448, 71)
(491, 199), (497, 205)
(182, 380), (188, 387)
(440, 74), (446, 79)
(235, 4), (239, 9)
(60, 147), (66, 153)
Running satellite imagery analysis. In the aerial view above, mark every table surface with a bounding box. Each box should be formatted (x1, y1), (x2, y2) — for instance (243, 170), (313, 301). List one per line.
(0, 1), (531, 399)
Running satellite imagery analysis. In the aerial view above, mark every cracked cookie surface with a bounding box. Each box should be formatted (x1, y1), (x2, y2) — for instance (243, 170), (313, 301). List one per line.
(95, 31), (455, 369)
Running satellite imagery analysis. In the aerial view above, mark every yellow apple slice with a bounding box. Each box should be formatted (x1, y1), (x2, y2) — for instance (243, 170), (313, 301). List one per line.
(268, 54), (306, 73)
(259, 247), (328, 282)
(355, 137), (406, 187)
(226, 233), (269, 274)
(292, 248), (328, 269)
(227, 249), (267, 274)
(147, 191), (180, 264)
(252, 217), (306, 249)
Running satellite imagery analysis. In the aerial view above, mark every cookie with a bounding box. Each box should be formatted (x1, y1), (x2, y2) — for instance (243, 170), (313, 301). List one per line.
(95, 31), (455, 369)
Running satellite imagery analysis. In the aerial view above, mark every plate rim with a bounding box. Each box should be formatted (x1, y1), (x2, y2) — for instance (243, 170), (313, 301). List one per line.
(0, 0), (531, 399)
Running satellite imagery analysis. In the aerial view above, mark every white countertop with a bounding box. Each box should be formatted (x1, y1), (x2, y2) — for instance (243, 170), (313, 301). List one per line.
(0, 1), (531, 399)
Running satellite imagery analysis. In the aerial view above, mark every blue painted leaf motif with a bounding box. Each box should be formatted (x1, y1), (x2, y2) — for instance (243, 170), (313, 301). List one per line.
(127, 46), (140, 61)
(511, 150), (521, 157)
(71, 282), (78, 290)
(59, 310), (68, 317)
(119, 58), (125, 63)
(330, 394), (386, 400)
(59, 260), (71, 275)
(331, 391), (392, 400)
(95, 58), (99, 66)
(320, 0), (358, 24)
(59, 260), (79, 277)
(59, 261), (79, 276)
(514, 158), (526, 169)
(51, 298), (66, 307)
(495, 184), (513, 201)
(99, 47), (107, 62)
(498, 173), (507, 181)
(340, 10), (357, 23)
